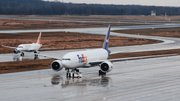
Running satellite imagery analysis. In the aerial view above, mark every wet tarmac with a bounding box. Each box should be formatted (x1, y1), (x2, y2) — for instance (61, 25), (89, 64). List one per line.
(1, 56), (180, 101)
(1, 24), (180, 100)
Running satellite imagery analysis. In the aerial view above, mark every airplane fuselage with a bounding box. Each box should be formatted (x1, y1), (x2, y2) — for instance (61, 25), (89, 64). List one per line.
(16, 43), (42, 52)
(61, 49), (109, 69)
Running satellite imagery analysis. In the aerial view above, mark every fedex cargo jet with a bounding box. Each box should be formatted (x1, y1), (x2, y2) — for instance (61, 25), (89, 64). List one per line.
(39, 25), (176, 78)
(39, 25), (122, 77)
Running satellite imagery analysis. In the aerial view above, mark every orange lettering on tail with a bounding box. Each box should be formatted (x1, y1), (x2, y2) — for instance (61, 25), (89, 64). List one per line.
(82, 54), (87, 62)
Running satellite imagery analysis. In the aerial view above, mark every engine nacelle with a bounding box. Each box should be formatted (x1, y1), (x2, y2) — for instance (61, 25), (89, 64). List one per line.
(13, 49), (19, 54)
(51, 60), (63, 71)
(99, 61), (113, 73)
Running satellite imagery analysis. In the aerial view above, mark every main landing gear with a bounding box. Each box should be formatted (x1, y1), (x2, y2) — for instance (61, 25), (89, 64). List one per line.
(66, 68), (82, 78)
(20, 52), (39, 60)
(99, 70), (106, 76)
(34, 51), (39, 59)
(20, 52), (24, 56)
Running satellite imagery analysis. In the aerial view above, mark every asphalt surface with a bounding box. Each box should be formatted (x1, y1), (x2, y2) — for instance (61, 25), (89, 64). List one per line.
(1, 24), (180, 101)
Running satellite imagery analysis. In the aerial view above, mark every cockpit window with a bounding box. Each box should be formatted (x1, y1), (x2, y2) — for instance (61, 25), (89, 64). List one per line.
(18, 46), (23, 48)
(62, 58), (71, 61)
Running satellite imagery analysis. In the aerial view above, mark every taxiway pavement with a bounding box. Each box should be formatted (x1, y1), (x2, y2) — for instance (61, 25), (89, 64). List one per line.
(1, 24), (180, 62)
(1, 24), (180, 101)
(1, 56), (180, 101)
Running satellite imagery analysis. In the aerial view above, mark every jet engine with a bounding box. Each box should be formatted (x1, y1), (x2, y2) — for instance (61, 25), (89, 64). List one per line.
(51, 60), (63, 71)
(13, 49), (19, 54)
(99, 61), (113, 73)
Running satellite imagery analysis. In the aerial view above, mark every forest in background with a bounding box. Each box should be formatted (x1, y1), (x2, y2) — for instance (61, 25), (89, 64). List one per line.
(0, 0), (180, 15)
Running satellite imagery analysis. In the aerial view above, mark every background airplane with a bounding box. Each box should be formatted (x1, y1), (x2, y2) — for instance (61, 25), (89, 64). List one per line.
(2, 32), (63, 57)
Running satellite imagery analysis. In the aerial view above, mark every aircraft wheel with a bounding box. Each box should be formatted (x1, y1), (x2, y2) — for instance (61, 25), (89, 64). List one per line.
(66, 73), (69, 78)
(99, 70), (102, 75)
(68, 72), (71, 77)
(99, 70), (106, 76)
(21, 52), (24, 56)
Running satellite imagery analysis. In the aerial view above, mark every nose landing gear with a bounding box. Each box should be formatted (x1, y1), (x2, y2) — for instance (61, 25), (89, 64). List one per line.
(66, 68), (82, 78)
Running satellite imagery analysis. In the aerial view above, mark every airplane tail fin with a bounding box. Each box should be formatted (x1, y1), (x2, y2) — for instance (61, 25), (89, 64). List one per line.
(103, 25), (111, 53)
(36, 32), (42, 44)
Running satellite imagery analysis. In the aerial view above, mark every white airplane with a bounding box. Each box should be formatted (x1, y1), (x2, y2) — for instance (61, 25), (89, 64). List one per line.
(2, 32), (60, 57)
(39, 25), (177, 78)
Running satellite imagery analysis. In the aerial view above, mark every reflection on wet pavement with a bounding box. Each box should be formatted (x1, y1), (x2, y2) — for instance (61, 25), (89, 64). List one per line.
(51, 74), (112, 88)
(13, 54), (39, 61)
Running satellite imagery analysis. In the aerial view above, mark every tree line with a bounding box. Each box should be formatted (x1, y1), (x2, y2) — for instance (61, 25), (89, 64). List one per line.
(0, 0), (180, 15)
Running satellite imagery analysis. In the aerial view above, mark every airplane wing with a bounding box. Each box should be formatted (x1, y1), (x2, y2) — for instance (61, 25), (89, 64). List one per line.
(38, 54), (62, 60)
(88, 53), (178, 66)
(88, 60), (104, 66)
(110, 51), (131, 55)
(110, 51), (123, 55)
(109, 53), (178, 62)
(39, 52), (178, 67)
(39, 47), (64, 51)
(2, 45), (16, 49)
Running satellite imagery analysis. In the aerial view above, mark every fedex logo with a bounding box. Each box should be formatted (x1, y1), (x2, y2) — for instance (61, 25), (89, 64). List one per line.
(77, 54), (87, 63)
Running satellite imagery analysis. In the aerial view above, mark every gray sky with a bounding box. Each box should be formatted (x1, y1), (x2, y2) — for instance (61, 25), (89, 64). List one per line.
(43, 0), (180, 7)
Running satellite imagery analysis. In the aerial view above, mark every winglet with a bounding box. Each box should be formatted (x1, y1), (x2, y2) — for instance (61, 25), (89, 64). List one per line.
(103, 25), (111, 51)
(36, 32), (42, 44)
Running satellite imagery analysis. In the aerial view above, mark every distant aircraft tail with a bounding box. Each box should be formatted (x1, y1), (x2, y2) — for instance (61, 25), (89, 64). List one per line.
(103, 25), (111, 54)
(36, 32), (42, 44)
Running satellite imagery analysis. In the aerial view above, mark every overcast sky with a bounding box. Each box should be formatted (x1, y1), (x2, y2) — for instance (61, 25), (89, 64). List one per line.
(43, 0), (180, 7)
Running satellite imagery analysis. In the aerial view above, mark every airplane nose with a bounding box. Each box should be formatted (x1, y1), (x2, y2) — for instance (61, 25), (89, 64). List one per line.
(17, 48), (22, 50)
